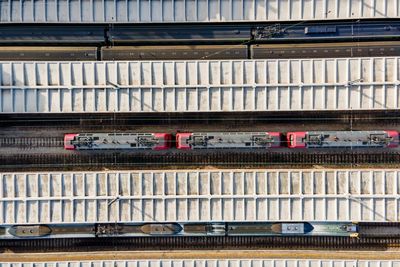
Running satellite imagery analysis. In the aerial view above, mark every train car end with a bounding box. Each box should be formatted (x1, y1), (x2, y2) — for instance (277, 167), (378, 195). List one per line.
(176, 133), (193, 149)
(153, 133), (172, 150)
(287, 132), (306, 148)
(8, 225), (52, 238)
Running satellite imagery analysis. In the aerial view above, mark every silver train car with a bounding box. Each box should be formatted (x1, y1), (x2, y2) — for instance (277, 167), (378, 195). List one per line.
(0, 222), (359, 239)
(64, 133), (171, 150)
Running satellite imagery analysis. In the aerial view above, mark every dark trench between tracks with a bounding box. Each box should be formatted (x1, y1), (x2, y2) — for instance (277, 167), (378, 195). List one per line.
(0, 235), (399, 253)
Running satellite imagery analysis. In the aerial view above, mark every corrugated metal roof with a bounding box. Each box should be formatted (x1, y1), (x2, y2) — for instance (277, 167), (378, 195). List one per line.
(0, 259), (399, 267)
(0, 58), (398, 113)
(0, 0), (398, 23)
(1, 169), (398, 224)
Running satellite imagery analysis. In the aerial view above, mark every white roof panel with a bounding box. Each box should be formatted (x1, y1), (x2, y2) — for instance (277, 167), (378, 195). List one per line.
(0, 259), (399, 267)
(0, 0), (398, 23)
(0, 58), (399, 113)
(1, 169), (399, 224)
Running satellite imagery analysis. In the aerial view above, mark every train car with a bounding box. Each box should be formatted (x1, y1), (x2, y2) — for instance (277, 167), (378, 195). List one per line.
(287, 130), (399, 149)
(176, 132), (282, 149)
(64, 133), (171, 150)
(0, 222), (359, 239)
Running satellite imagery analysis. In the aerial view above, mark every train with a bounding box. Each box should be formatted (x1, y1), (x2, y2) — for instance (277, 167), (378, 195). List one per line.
(64, 130), (399, 150)
(0, 222), (359, 239)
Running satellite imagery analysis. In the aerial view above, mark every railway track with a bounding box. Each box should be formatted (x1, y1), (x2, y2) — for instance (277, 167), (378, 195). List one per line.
(0, 137), (63, 148)
(0, 151), (399, 171)
(1, 235), (399, 253)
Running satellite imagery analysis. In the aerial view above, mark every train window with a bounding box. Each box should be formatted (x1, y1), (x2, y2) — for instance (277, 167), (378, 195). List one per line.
(130, 144), (137, 147)
(245, 142), (251, 146)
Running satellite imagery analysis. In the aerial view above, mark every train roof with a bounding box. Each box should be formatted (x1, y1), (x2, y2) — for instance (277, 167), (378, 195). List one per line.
(2, 259), (399, 267)
(0, 58), (399, 114)
(0, 0), (396, 23)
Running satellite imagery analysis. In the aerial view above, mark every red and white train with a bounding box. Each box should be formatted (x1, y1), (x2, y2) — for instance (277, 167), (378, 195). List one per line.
(64, 130), (399, 150)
